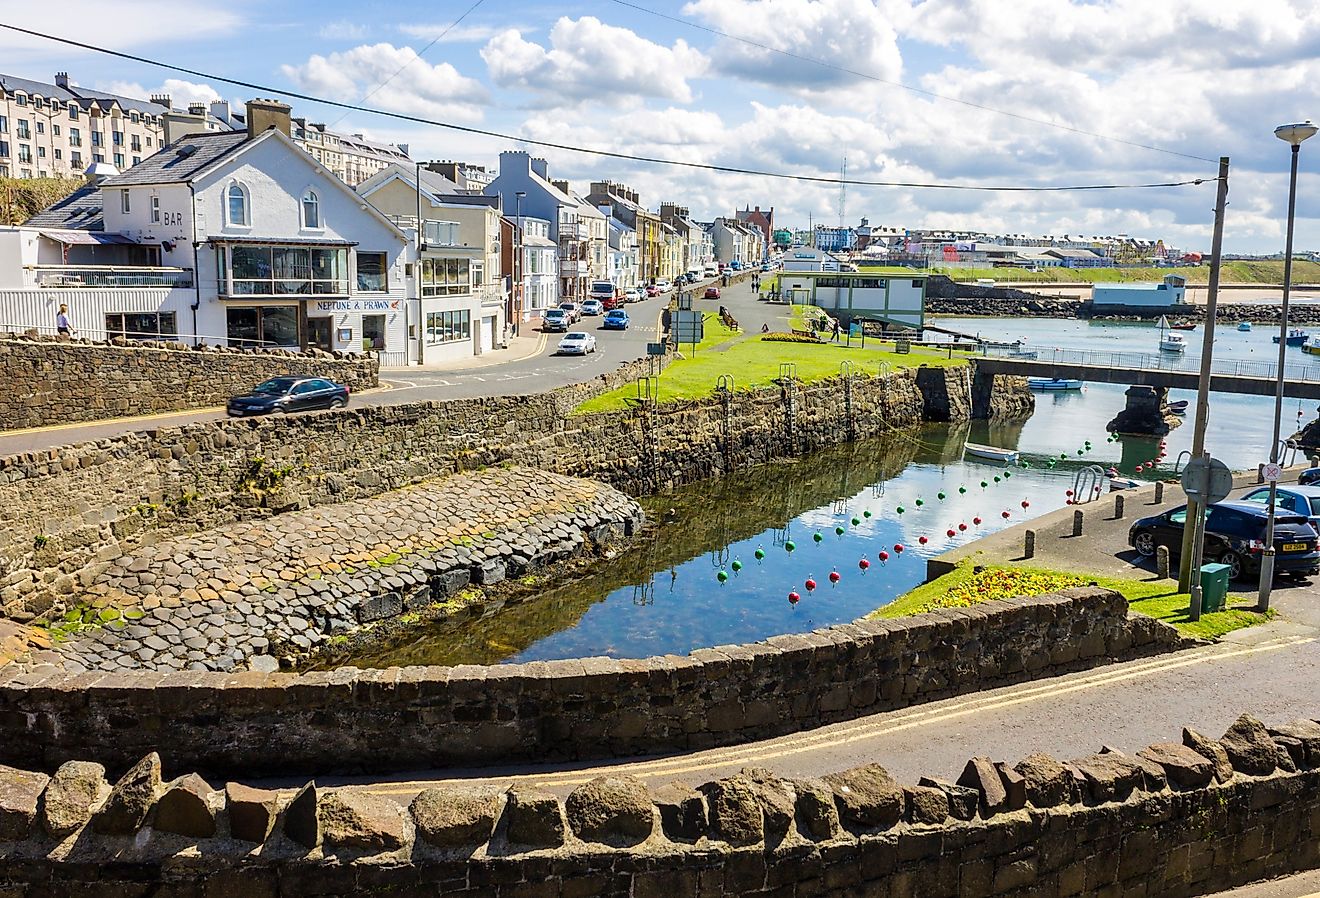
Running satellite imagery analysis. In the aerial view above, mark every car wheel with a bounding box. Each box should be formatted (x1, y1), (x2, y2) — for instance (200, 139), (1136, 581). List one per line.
(1133, 531), (1157, 557)
(1220, 550), (1243, 581)
(330, 398), (346, 410)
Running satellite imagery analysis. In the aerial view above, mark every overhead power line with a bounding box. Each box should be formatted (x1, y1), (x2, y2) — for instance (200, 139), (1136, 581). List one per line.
(606, 0), (1218, 165)
(0, 22), (1216, 192)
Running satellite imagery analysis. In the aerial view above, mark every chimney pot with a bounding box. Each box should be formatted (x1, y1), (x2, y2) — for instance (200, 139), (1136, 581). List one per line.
(54, 72), (69, 89)
(245, 98), (292, 140)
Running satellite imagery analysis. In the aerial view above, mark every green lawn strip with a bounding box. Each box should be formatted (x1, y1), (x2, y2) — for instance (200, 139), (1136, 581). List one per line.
(870, 562), (1270, 640)
(902, 259), (1320, 286)
(574, 337), (965, 414)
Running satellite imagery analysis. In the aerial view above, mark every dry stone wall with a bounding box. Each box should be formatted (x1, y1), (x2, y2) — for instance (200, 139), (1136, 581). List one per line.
(0, 712), (1314, 897)
(0, 335), (379, 430)
(0, 588), (1184, 776)
(0, 363), (1026, 619)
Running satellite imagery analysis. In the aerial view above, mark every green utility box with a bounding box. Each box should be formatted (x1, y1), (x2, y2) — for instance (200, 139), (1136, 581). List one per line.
(1199, 563), (1230, 613)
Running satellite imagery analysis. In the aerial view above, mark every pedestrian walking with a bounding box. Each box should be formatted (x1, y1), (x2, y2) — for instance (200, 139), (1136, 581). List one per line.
(55, 303), (74, 337)
(831, 319), (841, 342)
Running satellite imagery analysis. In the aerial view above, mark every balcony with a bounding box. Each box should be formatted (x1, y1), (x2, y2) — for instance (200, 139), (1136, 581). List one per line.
(559, 221), (589, 242)
(23, 266), (194, 288)
(558, 260), (585, 277)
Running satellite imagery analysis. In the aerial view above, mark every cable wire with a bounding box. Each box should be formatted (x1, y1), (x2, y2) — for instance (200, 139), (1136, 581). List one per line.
(606, 0), (1218, 165)
(0, 21), (1216, 192)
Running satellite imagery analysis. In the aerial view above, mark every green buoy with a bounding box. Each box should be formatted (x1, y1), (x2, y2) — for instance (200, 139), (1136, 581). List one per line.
(717, 570), (728, 583)
(754, 547), (765, 560)
(786, 541), (796, 552)
(731, 559), (743, 572)
(813, 532), (823, 543)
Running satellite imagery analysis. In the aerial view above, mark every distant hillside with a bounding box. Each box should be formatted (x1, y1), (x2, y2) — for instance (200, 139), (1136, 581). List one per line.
(936, 261), (1320, 285)
(0, 177), (85, 226)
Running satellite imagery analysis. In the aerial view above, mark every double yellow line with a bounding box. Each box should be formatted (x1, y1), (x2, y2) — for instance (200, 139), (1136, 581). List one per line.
(363, 634), (1315, 796)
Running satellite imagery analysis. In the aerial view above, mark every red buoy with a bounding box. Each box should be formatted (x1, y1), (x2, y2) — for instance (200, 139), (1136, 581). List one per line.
(788, 591), (800, 604)
(858, 557), (871, 572)
(1065, 489), (1074, 497)
(918, 536), (929, 545)
(1021, 500), (1030, 509)
(829, 570), (842, 585)
(972, 516), (982, 525)
(946, 528), (956, 538)
(805, 578), (817, 593)
(1002, 510), (1011, 519)
(894, 543), (904, 553)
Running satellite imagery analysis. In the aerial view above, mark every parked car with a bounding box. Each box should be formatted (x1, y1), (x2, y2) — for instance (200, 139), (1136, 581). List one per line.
(227, 376), (349, 417)
(602, 294), (623, 311)
(557, 332), (597, 355)
(645, 284), (661, 297)
(1128, 500), (1320, 581)
(542, 309), (569, 332)
(558, 302), (582, 323)
(704, 265), (719, 277)
(705, 286), (721, 300)
(625, 287), (645, 303)
(655, 278), (672, 292)
(1239, 483), (1320, 529)
(1299, 468), (1320, 486)
(580, 299), (604, 316)
(603, 309), (630, 330)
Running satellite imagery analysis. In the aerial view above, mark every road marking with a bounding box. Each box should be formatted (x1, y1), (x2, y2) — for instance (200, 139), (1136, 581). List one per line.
(362, 635), (1314, 796)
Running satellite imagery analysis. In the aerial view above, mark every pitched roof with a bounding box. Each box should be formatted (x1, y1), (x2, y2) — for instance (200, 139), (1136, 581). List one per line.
(0, 73), (76, 102)
(22, 184), (104, 231)
(68, 86), (167, 117)
(99, 131), (249, 187)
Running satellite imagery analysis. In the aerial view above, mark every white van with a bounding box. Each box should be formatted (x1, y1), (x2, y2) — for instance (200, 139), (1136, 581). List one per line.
(703, 264), (719, 278)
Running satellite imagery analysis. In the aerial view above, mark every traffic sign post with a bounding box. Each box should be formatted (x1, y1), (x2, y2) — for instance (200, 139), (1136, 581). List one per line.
(1180, 454), (1232, 621)
(1262, 462), (1282, 482)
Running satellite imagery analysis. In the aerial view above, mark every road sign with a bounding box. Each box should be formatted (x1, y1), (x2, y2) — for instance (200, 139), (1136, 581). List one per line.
(646, 342), (666, 356)
(1181, 457), (1233, 504)
(1262, 462), (1283, 482)
(673, 310), (704, 347)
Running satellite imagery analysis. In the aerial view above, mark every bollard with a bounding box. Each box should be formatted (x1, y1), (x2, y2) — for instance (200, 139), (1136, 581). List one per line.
(1257, 464), (1265, 484)
(1154, 482), (1164, 503)
(1311, 455), (1319, 468)
(1156, 545), (1170, 579)
(1024, 529), (1036, 559)
(1114, 494), (1125, 519)
(1072, 509), (1084, 537)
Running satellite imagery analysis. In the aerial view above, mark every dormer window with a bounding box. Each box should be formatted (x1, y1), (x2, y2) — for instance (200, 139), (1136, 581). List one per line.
(226, 182), (249, 227)
(301, 189), (320, 229)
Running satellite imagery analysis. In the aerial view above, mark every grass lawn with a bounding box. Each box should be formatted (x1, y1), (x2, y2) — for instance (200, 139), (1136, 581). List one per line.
(574, 323), (966, 414)
(871, 562), (1270, 641)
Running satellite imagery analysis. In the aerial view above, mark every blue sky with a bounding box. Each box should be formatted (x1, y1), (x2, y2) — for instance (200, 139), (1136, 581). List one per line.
(5, 0), (1320, 253)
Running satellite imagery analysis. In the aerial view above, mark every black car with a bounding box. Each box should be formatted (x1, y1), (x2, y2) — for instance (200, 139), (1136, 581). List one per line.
(227, 376), (350, 417)
(1299, 468), (1320, 486)
(1128, 500), (1320, 581)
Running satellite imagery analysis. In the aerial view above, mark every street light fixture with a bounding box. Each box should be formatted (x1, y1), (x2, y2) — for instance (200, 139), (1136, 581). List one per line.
(1259, 121), (1317, 610)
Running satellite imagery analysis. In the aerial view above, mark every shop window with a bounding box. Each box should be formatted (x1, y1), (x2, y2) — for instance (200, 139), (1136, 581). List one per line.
(356, 252), (387, 292)
(425, 310), (471, 345)
(224, 244), (347, 296)
(225, 306), (299, 349)
(419, 257), (470, 297)
(362, 314), (386, 351)
(104, 311), (178, 340)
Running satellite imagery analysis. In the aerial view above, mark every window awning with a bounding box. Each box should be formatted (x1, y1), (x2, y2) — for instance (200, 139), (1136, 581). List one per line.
(39, 229), (138, 246)
(207, 236), (359, 247)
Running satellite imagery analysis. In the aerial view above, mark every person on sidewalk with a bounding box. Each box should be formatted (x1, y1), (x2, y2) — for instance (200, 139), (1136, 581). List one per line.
(55, 304), (74, 337)
(831, 319), (842, 342)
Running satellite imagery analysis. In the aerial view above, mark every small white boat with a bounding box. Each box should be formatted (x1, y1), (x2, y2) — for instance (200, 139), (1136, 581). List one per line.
(1109, 477), (1141, 491)
(1304, 335), (1320, 355)
(1159, 333), (1187, 352)
(964, 442), (1020, 463)
(1167, 399), (1189, 411)
(1027, 377), (1084, 391)
(1238, 322), (1253, 332)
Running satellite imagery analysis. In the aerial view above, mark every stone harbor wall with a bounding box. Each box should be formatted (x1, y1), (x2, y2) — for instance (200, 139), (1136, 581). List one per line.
(0, 713), (1314, 898)
(0, 588), (1186, 776)
(0, 363), (1027, 619)
(23, 467), (643, 674)
(0, 335), (379, 430)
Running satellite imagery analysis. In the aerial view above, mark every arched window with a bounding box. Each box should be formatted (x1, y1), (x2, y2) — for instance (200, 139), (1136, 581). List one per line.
(226, 182), (249, 227)
(302, 189), (320, 229)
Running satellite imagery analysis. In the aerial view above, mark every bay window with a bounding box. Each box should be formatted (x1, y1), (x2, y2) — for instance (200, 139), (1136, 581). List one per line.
(221, 244), (348, 296)
(419, 257), (470, 296)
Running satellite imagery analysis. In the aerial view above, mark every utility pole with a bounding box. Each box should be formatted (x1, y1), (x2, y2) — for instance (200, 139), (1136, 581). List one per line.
(1178, 156), (1230, 592)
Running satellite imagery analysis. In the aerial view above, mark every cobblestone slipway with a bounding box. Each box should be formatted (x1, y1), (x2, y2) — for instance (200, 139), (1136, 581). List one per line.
(29, 467), (642, 673)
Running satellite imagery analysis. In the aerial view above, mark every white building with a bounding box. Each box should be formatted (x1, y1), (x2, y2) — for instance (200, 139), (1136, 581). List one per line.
(709, 217), (764, 266)
(605, 214), (639, 292)
(2, 99), (414, 363)
(777, 271), (926, 330)
(520, 216), (557, 323)
(1092, 274), (1187, 308)
(780, 247), (841, 272)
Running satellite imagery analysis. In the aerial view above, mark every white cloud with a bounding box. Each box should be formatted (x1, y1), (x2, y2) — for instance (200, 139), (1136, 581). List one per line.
(0, 1), (239, 57)
(318, 21), (369, 41)
(94, 78), (222, 109)
(480, 16), (709, 106)
(281, 43), (488, 122)
(398, 23), (500, 43)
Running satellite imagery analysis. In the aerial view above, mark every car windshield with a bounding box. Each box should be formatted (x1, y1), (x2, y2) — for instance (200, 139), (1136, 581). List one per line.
(565, 333), (587, 340)
(546, 310), (565, 318)
(253, 378), (296, 395)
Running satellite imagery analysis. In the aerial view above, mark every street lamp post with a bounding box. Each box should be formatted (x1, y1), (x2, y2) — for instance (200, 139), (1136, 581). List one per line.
(515, 191), (525, 327)
(1260, 121), (1318, 610)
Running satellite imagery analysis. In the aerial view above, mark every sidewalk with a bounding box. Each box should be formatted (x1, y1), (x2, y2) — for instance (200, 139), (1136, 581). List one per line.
(381, 330), (546, 375)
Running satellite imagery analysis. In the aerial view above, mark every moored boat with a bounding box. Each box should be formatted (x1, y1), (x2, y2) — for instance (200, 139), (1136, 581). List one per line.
(1159, 333), (1187, 352)
(964, 442), (1020, 463)
(1026, 377), (1084, 391)
(1109, 477), (1141, 491)
(1167, 399), (1189, 411)
(1304, 335), (1320, 355)
(1170, 321), (1196, 330)
(1275, 327), (1309, 346)
(1238, 321), (1253, 332)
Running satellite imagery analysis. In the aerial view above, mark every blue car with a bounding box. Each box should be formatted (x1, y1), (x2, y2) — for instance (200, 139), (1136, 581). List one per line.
(603, 309), (630, 330)
(1239, 483), (1320, 530)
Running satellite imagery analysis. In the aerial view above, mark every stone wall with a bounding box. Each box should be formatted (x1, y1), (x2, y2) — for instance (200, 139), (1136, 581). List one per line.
(0, 588), (1184, 776)
(0, 712), (1314, 898)
(0, 335), (380, 431)
(0, 362), (1024, 619)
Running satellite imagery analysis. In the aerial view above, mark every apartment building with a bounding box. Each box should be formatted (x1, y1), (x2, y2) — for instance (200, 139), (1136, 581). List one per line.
(292, 119), (412, 187)
(426, 161), (495, 194)
(586, 181), (662, 283)
(0, 73), (170, 178)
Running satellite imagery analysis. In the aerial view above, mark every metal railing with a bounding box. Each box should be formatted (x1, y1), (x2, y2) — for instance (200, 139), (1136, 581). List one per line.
(0, 320), (293, 349)
(977, 343), (1320, 384)
(23, 266), (195, 289)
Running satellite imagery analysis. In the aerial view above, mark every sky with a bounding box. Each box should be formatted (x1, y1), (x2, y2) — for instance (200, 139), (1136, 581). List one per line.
(3, 0), (1320, 254)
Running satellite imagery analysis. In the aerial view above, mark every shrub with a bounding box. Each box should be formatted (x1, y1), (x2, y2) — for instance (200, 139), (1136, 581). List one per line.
(909, 567), (1087, 614)
(761, 332), (822, 344)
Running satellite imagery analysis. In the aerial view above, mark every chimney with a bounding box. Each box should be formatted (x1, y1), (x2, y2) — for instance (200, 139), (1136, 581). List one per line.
(530, 157), (549, 179)
(188, 102), (207, 116)
(245, 98), (292, 140)
(397, 143), (409, 156)
(54, 72), (70, 89)
(162, 109), (211, 145)
(551, 179), (571, 195)
(150, 93), (172, 110)
(209, 99), (231, 122)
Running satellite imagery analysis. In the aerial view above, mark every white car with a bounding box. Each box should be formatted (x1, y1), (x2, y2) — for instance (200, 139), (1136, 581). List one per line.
(625, 288), (644, 303)
(558, 332), (597, 355)
(580, 299), (604, 316)
(655, 279), (672, 292)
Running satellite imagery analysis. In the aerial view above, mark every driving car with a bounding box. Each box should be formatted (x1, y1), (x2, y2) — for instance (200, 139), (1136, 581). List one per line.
(645, 284), (661, 297)
(227, 376), (349, 417)
(603, 309), (630, 330)
(705, 286), (721, 300)
(558, 302), (582, 323)
(1238, 483), (1320, 529)
(542, 309), (569, 332)
(557, 332), (597, 355)
(580, 299), (604, 316)
(1128, 500), (1320, 581)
